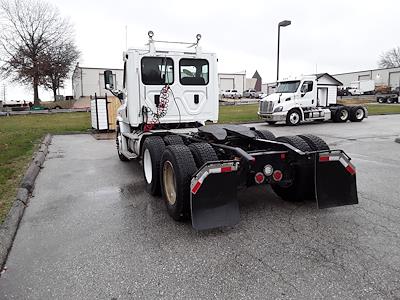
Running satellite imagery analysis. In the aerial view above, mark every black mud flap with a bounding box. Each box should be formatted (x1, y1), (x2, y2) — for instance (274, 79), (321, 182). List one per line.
(315, 152), (358, 209)
(190, 162), (240, 230)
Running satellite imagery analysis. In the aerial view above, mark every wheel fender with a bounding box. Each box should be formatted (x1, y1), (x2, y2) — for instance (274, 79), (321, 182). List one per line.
(117, 121), (130, 152)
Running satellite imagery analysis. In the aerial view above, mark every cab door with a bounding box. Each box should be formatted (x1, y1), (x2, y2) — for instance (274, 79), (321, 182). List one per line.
(176, 58), (210, 118)
(299, 81), (315, 108)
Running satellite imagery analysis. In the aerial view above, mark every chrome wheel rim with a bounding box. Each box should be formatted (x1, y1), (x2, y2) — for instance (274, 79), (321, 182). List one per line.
(290, 112), (300, 124)
(163, 161), (176, 205)
(340, 109), (349, 120)
(356, 108), (364, 120)
(143, 149), (152, 184)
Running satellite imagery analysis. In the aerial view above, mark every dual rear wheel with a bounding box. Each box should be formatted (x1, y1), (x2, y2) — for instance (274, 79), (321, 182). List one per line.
(142, 136), (218, 221)
(272, 134), (330, 202)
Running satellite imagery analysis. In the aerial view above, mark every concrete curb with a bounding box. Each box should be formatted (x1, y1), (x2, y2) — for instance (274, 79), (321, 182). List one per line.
(0, 134), (52, 271)
(395, 137), (400, 144)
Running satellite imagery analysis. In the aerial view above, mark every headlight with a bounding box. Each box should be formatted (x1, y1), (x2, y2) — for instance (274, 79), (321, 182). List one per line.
(274, 106), (283, 112)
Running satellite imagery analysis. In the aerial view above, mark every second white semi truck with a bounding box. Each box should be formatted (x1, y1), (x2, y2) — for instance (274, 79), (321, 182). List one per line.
(258, 75), (368, 125)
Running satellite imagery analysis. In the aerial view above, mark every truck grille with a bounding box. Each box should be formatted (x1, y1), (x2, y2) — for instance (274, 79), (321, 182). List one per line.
(260, 101), (274, 113)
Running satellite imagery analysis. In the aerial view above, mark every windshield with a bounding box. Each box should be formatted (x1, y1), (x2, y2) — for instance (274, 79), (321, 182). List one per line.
(276, 81), (300, 93)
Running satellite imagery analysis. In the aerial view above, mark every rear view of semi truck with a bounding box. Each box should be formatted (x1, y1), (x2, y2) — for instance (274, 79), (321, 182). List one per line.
(104, 32), (359, 230)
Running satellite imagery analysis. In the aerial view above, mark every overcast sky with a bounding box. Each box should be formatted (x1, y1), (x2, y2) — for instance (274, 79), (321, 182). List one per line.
(2, 0), (399, 101)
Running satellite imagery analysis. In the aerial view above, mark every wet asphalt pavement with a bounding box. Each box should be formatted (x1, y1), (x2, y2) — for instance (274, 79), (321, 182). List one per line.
(1, 115), (400, 299)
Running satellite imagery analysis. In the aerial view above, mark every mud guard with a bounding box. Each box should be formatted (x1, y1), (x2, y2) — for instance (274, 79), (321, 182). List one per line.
(190, 162), (240, 230)
(315, 152), (358, 209)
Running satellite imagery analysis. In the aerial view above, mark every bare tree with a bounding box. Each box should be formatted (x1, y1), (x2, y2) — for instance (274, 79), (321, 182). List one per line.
(378, 47), (400, 68)
(41, 42), (80, 100)
(0, 0), (75, 105)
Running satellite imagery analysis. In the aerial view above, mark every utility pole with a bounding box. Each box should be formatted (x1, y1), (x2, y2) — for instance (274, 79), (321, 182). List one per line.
(276, 20), (291, 81)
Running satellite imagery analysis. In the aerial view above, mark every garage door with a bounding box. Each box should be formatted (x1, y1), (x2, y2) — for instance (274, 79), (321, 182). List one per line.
(219, 78), (234, 91)
(389, 72), (400, 88)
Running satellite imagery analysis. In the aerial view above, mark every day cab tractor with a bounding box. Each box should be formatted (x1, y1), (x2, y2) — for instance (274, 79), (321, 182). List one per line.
(104, 32), (358, 230)
(258, 74), (368, 126)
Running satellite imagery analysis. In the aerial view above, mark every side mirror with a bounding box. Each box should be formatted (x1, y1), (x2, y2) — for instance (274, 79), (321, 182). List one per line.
(104, 70), (114, 90)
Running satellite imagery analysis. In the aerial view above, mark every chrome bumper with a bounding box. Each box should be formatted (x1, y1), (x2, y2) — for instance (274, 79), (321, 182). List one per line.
(257, 112), (286, 121)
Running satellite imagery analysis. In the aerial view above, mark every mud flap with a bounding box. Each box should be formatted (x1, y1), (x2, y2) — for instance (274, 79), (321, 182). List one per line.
(190, 162), (240, 230)
(316, 152), (358, 209)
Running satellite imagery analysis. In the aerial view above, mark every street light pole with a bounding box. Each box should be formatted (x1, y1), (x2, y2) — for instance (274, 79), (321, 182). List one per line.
(276, 20), (291, 81)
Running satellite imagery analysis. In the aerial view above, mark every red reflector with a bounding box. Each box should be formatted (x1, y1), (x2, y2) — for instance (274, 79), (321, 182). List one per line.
(319, 156), (330, 162)
(220, 166), (232, 173)
(254, 172), (265, 184)
(280, 153), (286, 160)
(346, 165), (356, 175)
(191, 181), (202, 194)
(273, 170), (283, 182)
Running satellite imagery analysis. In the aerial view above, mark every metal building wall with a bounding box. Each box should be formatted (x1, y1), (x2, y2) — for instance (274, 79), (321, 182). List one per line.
(333, 67), (400, 88)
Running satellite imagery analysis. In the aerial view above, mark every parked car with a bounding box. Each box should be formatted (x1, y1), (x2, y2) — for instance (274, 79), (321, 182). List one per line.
(258, 92), (268, 99)
(243, 89), (257, 98)
(221, 89), (241, 99)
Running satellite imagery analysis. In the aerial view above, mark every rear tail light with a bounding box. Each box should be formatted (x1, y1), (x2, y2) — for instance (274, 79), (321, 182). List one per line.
(272, 170), (283, 182)
(255, 172), (265, 184)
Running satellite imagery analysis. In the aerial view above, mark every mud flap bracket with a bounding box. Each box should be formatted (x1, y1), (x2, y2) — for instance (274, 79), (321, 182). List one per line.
(316, 152), (358, 209)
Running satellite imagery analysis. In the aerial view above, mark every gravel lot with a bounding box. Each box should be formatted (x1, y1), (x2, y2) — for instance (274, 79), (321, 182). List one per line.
(1, 115), (399, 299)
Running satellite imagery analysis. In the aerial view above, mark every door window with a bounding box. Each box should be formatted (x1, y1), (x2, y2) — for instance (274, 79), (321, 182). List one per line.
(141, 57), (174, 85)
(179, 59), (209, 85)
(301, 81), (314, 93)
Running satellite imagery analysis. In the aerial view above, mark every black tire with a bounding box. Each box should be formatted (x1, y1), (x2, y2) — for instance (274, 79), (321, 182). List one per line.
(377, 97), (385, 103)
(267, 121), (277, 125)
(116, 125), (129, 161)
(286, 109), (301, 126)
(334, 107), (350, 122)
(160, 145), (198, 221)
(273, 135), (314, 202)
(387, 97), (393, 104)
(276, 135), (312, 152)
(164, 134), (184, 145)
(188, 143), (218, 168)
(297, 134), (330, 151)
(349, 106), (365, 122)
(254, 129), (276, 141)
(142, 136), (166, 196)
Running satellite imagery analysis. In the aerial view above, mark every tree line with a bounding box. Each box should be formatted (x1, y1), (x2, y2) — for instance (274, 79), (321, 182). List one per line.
(0, 0), (79, 105)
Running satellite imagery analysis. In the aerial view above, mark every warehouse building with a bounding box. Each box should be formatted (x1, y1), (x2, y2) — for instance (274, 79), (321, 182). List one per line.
(333, 66), (400, 88)
(218, 70), (262, 94)
(72, 64), (123, 99)
(218, 71), (247, 94)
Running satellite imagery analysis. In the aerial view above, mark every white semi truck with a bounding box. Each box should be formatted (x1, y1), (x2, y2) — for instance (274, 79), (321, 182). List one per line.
(104, 32), (359, 230)
(258, 75), (368, 125)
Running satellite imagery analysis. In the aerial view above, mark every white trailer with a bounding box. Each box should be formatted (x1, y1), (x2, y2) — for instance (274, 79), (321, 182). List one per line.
(104, 32), (359, 230)
(258, 74), (368, 126)
(349, 80), (375, 95)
